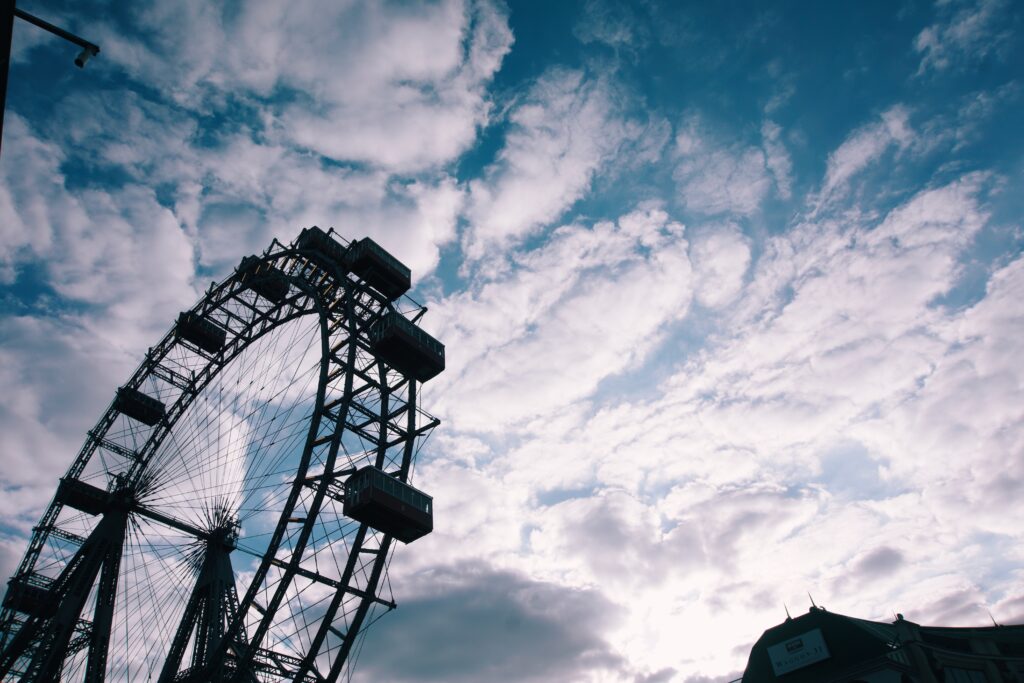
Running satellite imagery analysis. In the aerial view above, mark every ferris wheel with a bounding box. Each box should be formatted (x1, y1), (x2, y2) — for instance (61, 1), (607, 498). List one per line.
(0, 227), (445, 682)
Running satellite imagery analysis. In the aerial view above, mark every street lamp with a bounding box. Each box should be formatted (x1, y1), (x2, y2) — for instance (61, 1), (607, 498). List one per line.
(0, 0), (100, 159)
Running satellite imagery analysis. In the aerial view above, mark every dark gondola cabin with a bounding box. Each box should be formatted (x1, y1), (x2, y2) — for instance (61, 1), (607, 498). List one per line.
(114, 387), (166, 426)
(343, 466), (432, 544)
(369, 311), (445, 382)
(237, 255), (290, 303)
(344, 237), (411, 300)
(3, 574), (56, 619)
(176, 311), (227, 354)
(296, 226), (348, 271)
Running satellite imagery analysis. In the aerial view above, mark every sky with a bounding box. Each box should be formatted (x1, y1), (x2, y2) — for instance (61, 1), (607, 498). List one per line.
(1, 0), (1023, 681)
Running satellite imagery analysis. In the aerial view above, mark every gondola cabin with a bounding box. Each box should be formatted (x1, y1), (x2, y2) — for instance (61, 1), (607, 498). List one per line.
(296, 226), (348, 271)
(237, 255), (290, 303)
(343, 466), (432, 544)
(369, 311), (445, 382)
(115, 387), (166, 426)
(176, 311), (227, 354)
(343, 238), (411, 300)
(3, 574), (56, 618)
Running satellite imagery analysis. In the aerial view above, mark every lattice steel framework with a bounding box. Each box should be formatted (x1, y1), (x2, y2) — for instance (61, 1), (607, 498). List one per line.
(0, 229), (440, 681)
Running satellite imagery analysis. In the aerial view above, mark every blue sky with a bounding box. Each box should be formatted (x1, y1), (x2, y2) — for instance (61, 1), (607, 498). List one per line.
(2, 0), (1023, 681)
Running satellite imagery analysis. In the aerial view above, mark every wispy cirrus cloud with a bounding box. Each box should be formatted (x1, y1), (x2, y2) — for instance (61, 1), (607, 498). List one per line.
(464, 68), (657, 259)
(573, 0), (650, 51)
(432, 205), (692, 431)
(914, 0), (1014, 75)
(760, 120), (793, 200)
(816, 105), (913, 206)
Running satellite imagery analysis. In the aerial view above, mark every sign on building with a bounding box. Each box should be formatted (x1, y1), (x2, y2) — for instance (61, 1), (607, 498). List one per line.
(766, 628), (830, 675)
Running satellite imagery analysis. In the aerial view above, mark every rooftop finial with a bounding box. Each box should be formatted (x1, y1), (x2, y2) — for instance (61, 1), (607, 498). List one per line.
(784, 603), (792, 621)
(808, 592), (818, 610)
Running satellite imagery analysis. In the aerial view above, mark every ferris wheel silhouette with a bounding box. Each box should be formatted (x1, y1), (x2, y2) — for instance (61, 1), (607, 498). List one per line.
(0, 227), (444, 682)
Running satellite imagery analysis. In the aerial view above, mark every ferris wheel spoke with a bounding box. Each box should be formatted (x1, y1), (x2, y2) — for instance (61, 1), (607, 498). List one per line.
(111, 516), (195, 678)
(130, 503), (211, 541)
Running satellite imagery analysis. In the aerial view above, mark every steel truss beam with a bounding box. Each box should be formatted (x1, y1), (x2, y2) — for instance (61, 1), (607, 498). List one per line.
(0, 506), (128, 682)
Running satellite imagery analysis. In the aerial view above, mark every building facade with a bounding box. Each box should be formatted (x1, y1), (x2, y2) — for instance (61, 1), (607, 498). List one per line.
(737, 606), (1024, 682)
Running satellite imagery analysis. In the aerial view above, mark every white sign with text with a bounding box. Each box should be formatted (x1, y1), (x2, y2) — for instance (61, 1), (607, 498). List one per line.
(766, 628), (830, 675)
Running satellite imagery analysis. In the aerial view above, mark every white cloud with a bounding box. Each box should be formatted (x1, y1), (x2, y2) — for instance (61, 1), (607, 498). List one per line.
(278, 0), (507, 173)
(690, 224), (752, 309)
(327, 175), (465, 279)
(856, 252), (1024, 535)
(8, 2), (503, 307)
(573, 0), (648, 49)
(413, 171), (1018, 677)
(818, 105), (913, 202)
(914, 82), (1023, 155)
(915, 0), (1011, 75)
(673, 117), (772, 217)
(39, 91), (464, 278)
(95, 0), (513, 172)
(0, 115), (195, 341)
(0, 117), (198, 528)
(194, 135), (464, 276)
(0, 315), (138, 526)
(760, 120), (793, 200)
(431, 205), (691, 431)
(465, 69), (649, 258)
(0, 117), (60, 282)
